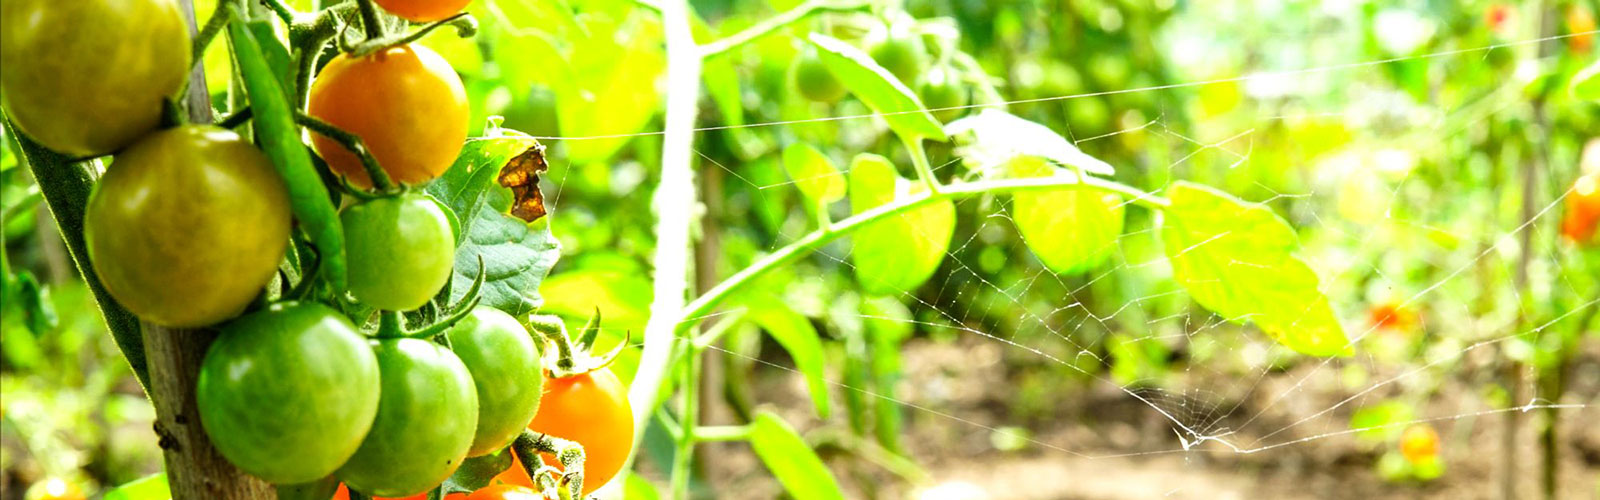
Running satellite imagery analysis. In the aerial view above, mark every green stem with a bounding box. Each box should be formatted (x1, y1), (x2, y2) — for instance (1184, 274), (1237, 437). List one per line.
(294, 112), (395, 191)
(191, 2), (233, 70)
(902, 135), (940, 194)
(679, 174), (1169, 342)
(513, 430), (586, 499)
(376, 310), (404, 338)
(692, 425), (751, 442)
(527, 315), (578, 373)
(260, 0), (298, 24)
(345, 13), (477, 58)
(697, 0), (871, 58)
(670, 346), (700, 500)
(356, 0), (384, 40)
(6, 123), (150, 391)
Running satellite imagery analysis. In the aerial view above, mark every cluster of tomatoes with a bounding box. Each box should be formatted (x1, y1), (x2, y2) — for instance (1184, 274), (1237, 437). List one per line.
(1, 0), (631, 498)
(790, 20), (970, 122)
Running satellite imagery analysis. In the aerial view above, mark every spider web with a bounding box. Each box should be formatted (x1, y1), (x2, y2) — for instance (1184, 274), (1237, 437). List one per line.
(525, 14), (1600, 498)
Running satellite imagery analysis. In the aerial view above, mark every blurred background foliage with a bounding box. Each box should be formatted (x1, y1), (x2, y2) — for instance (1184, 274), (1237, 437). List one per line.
(3, 0), (1598, 498)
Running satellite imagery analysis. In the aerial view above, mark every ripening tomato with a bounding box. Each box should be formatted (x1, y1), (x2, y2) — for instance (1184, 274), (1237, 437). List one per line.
(85, 126), (291, 327)
(1398, 424), (1440, 464)
(340, 193), (456, 311)
(198, 303), (381, 484)
(308, 44), (468, 189)
(791, 47), (845, 103)
(1367, 302), (1417, 333)
(1569, 6), (1596, 53)
(374, 0), (471, 22)
(23, 477), (84, 500)
(466, 485), (544, 500)
(337, 338), (479, 497)
(526, 368), (633, 496)
(0, 0), (190, 156)
(448, 307), (544, 456)
(1562, 174), (1600, 244)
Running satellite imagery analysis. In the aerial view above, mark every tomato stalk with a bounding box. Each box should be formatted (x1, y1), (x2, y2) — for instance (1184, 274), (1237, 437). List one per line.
(511, 430), (586, 500)
(343, 13), (478, 58)
(355, 0), (386, 41)
(294, 113), (398, 192)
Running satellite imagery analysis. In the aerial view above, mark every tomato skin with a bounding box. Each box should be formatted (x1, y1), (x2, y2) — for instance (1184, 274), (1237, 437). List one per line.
(1398, 424), (1440, 464)
(338, 338), (479, 497)
(1562, 174), (1600, 244)
(0, 0), (189, 157)
(340, 193), (456, 311)
(373, 0), (471, 22)
(308, 44), (468, 188)
(197, 303), (381, 484)
(448, 307), (544, 456)
(919, 66), (968, 123)
(85, 125), (291, 327)
(792, 48), (846, 103)
(869, 31), (927, 86)
(526, 368), (633, 496)
(466, 485), (544, 500)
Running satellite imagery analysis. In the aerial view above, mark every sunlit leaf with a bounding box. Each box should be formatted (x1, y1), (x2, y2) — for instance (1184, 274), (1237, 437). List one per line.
(104, 474), (171, 500)
(426, 130), (561, 317)
(946, 109), (1115, 176)
(746, 299), (830, 418)
(849, 154), (954, 296)
(749, 411), (846, 500)
(1572, 59), (1600, 101)
(558, 14), (666, 164)
(1009, 157), (1124, 275)
(1160, 182), (1351, 357)
(782, 142), (845, 205)
(808, 34), (946, 141)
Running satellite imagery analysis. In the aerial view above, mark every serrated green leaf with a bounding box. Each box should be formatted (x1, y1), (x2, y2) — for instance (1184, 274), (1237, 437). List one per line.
(946, 109), (1115, 176)
(426, 131), (561, 317)
(1009, 158), (1124, 275)
(849, 154), (954, 296)
(749, 411), (845, 500)
(1160, 182), (1351, 357)
(782, 142), (845, 205)
(746, 299), (830, 418)
(808, 34), (946, 141)
(104, 474), (171, 500)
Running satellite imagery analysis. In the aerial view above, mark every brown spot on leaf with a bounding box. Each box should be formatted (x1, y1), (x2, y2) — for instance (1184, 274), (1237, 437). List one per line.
(498, 141), (549, 222)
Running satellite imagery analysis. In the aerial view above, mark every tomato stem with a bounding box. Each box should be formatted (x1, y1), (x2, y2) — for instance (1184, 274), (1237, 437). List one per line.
(697, 0), (874, 58)
(512, 430), (586, 499)
(345, 13), (478, 59)
(355, 0), (384, 41)
(190, 1), (233, 71)
(293, 112), (398, 192)
(376, 310), (405, 338)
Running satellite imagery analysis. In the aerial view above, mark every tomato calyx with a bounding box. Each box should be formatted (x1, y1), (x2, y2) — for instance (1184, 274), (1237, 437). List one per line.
(508, 430), (588, 500)
(525, 309), (627, 378)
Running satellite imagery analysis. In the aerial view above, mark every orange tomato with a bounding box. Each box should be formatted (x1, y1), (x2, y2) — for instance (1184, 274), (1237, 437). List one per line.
(1569, 5), (1596, 53)
(1398, 424), (1440, 464)
(307, 44), (468, 189)
(466, 485), (545, 500)
(373, 0), (471, 22)
(526, 368), (634, 496)
(1367, 302), (1418, 333)
(1561, 174), (1600, 245)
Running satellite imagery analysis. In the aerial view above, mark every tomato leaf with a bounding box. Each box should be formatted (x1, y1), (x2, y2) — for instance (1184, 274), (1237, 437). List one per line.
(1159, 182), (1351, 357)
(749, 411), (846, 500)
(945, 109), (1115, 176)
(440, 449), (514, 494)
(1009, 158), (1124, 275)
(426, 130), (562, 317)
(1572, 59), (1600, 102)
(746, 299), (830, 419)
(781, 142), (845, 207)
(849, 154), (954, 296)
(103, 474), (171, 500)
(808, 34), (946, 142)
(228, 17), (347, 290)
(557, 14), (666, 164)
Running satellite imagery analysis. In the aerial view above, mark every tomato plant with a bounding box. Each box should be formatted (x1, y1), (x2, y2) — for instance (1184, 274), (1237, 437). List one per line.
(1398, 424), (1440, 464)
(1561, 174), (1600, 244)
(374, 0), (471, 23)
(340, 193), (456, 311)
(84, 125), (291, 327)
(0, 0), (189, 157)
(447, 306), (544, 456)
(869, 28), (928, 86)
(197, 303), (381, 484)
(919, 66), (968, 122)
(791, 47), (846, 103)
(308, 43), (469, 189)
(337, 338), (479, 497)
(526, 368), (633, 496)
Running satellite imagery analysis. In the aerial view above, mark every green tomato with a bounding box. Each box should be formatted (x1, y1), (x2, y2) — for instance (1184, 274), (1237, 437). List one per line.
(85, 125), (291, 327)
(919, 66), (969, 123)
(197, 302), (381, 485)
(447, 306), (543, 456)
(337, 338), (478, 497)
(791, 47), (846, 103)
(869, 30), (927, 87)
(0, 0), (190, 156)
(341, 193), (455, 311)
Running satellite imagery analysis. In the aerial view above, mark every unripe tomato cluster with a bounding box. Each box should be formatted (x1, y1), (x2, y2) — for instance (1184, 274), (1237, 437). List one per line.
(790, 22), (970, 122)
(0, 0), (632, 497)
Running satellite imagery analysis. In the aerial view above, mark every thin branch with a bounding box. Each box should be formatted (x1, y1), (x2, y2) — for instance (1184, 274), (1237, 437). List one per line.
(294, 112), (396, 191)
(698, 0), (871, 58)
(356, 0), (384, 40)
(190, 3), (233, 70)
(258, 0), (298, 24)
(345, 13), (477, 58)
